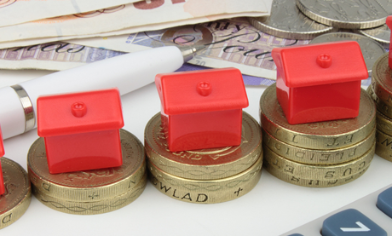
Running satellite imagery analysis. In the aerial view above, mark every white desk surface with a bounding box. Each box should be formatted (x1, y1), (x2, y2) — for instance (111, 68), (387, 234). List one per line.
(1, 69), (392, 236)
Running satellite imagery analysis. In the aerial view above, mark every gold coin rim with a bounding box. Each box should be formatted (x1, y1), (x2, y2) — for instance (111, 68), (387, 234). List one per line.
(373, 53), (392, 103)
(28, 129), (146, 202)
(264, 143), (375, 179)
(263, 127), (376, 165)
(148, 156), (262, 204)
(145, 111), (262, 180)
(33, 174), (147, 215)
(375, 129), (392, 162)
(376, 111), (392, 137)
(266, 162), (369, 188)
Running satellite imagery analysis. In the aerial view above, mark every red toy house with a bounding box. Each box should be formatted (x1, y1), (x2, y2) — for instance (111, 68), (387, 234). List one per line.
(155, 68), (248, 152)
(271, 41), (368, 125)
(0, 128), (4, 195)
(386, 15), (392, 68)
(37, 89), (124, 174)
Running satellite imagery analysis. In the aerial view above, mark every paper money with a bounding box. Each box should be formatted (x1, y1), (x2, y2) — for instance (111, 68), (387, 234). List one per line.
(0, 14), (263, 49)
(67, 18), (310, 80)
(0, 0), (271, 43)
(66, 18), (373, 86)
(0, 43), (126, 71)
(0, 41), (275, 86)
(0, 0), (143, 28)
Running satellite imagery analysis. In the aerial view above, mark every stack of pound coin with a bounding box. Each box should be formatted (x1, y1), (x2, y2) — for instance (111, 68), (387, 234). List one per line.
(296, 0), (391, 47)
(27, 129), (146, 215)
(248, 0), (333, 40)
(248, 0), (392, 43)
(144, 112), (262, 204)
(260, 84), (376, 187)
(368, 53), (392, 162)
(0, 158), (31, 229)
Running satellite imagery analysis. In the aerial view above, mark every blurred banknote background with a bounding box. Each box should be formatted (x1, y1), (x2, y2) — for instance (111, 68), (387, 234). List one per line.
(0, 0), (385, 86)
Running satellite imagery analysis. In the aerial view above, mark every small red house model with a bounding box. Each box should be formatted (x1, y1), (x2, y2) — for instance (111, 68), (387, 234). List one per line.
(155, 68), (249, 152)
(37, 89), (124, 174)
(271, 41), (368, 125)
(0, 128), (5, 195)
(386, 15), (392, 68)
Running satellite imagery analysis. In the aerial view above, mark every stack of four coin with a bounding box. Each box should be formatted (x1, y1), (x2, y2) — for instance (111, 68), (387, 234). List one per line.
(260, 85), (376, 187)
(368, 53), (392, 162)
(144, 112), (263, 204)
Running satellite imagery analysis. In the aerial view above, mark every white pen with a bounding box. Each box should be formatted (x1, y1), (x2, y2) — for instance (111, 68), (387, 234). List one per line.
(0, 45), (203, 139)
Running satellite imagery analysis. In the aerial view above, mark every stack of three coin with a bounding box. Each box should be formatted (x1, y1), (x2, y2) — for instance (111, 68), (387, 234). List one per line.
(368, 53), (392, 163)
(144, 112), (263, 204)
(0, 158), (31, 229)
(260, 85), (376, 187)
(27, 129), (146, 215)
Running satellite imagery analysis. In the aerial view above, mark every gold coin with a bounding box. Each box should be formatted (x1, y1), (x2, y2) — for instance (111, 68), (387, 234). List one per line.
(264, 144), (374, 180)
(148, 156), (262, 204)
(28, 129), (145, 202)
(376, 111), (392, 137)
(372, 53), (392, 108)
(260, 84), (376, 150)
(375, 129), (392, 162)
(368, 82), (392, 120)
(33, 174), (146, 215)
(369, 86), (392, 121)
(371, 56), (392, 119)
(263, 127), (375, 165)
(0, 157), (31, 229)
(145, 112), (262, 180)
(375, 98), (392, 119)
(266, 162), (369, 188)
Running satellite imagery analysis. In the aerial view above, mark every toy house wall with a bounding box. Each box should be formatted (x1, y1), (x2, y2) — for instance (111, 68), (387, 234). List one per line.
(44, 130), (122, 174)
(166, 109), (243, 152)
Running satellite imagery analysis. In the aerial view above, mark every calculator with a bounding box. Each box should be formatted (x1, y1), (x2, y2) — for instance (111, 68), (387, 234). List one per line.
(283, 183), (392, 235)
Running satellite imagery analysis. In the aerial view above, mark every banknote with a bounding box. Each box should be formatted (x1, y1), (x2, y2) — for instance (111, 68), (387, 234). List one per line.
(0, 0), (143, 28)
(67, 18), (373, 86)
(0, 14), (267, 49)
(0, 0), (272, 43)
(0, 41), (275, 86)
(67, 18), (310, 80)
(0, 43), (126, 71)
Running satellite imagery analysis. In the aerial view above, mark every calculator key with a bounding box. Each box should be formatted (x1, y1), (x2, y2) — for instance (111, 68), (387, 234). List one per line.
(322, 209), (387, 236)
(377, 187), (392, 218)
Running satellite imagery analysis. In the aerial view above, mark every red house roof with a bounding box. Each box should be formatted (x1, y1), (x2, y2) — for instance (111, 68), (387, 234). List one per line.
(271, 41), (368, 88)
(387, 16), (392, 33)
(155, 68), (248, 115)
(0, 127), (4, 157)
(37, 89), (124, 137)
(386, 16), (392, 61)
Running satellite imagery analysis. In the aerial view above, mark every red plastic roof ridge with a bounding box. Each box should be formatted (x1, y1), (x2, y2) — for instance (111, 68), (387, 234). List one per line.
(272, 41), (368, 88)
(157, 68), (249, 115)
